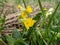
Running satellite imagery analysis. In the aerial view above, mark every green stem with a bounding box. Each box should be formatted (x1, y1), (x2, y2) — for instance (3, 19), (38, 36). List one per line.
(38, 0), (46, 30)
(38, 0), (45, 16)
(23, 0), (26, 8)
(0, 39), (7, 45)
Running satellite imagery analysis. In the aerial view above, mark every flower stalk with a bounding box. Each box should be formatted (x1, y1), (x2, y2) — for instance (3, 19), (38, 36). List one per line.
(23, 0), (26, 8)
(38, 0), (46, 30)
(38, 0), (45, 16)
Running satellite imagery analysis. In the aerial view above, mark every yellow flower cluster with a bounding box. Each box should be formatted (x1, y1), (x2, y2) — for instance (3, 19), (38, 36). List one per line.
(18, 5), (33, 18)
(18, 5), (35, 30)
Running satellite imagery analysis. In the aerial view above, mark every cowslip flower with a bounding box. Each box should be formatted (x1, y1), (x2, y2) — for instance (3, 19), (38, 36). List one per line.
(18, 5), (23, 11)
(26, 6), (33, 13)
(23, 18), (35, 30)
(21, 12), (27, 18)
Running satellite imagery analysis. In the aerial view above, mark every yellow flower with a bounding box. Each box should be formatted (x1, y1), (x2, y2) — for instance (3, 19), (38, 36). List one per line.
(24, 18), (35, 30)
(26, 6), (33, 13)
(21, 12), (27, 18)
(18, 5), (23, 11)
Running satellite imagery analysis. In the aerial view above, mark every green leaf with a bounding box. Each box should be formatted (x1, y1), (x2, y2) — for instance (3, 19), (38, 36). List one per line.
(1, 36), (8, 44)
(6, 34), (15, 45)
(0, 27), (4, 32)
(33, 13), (42, 21)
(1, 16), (5, 24)
(48, 32), (57, 45)
(14, 39), (28, 45)
(0, 38), (7, 45)
(12, 28), (22, 39)
(34, 30), (43, 45)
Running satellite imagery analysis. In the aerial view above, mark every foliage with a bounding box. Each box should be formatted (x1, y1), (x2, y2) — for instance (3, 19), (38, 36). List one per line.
(0, 0), (7, 33)
(0, 0), (7, 45)
(0, 0), (60, 45)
